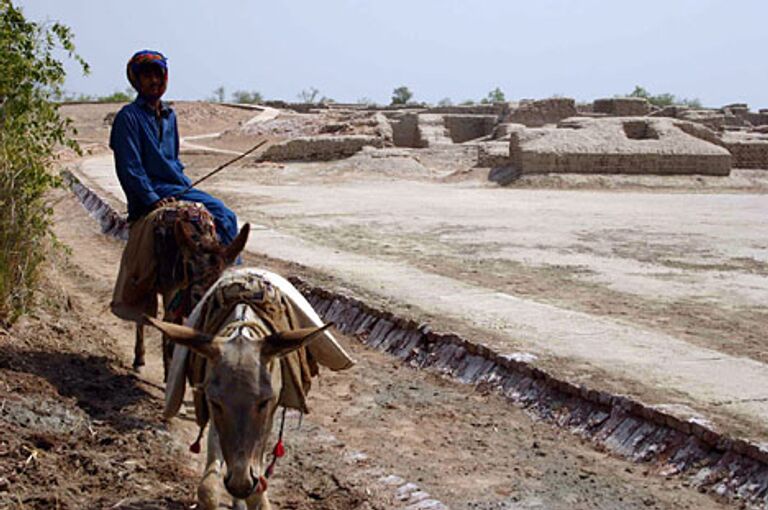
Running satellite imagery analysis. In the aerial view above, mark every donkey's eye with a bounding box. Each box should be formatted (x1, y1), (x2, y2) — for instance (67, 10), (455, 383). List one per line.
(257, 400), (270, 412)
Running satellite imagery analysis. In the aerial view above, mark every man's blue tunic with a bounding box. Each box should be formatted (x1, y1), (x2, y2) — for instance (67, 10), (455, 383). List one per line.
(109, 97), (238, 245)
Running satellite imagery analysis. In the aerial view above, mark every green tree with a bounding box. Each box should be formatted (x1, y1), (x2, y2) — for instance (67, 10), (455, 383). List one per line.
(391, 86), (413, 105)
(628, 85), (701, 108)
(0, 0), (88, 322)
(231, 90), (263, 104)
(437, 97), (453, 107)
(209, 85), (225, 103)
(481, 87), (506, 104)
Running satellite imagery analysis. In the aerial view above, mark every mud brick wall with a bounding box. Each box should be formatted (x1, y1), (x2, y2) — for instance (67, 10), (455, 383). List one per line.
(443, 115), (498, 143)
(509, 118), (732, 176)
(505, 98), (577, 127)
(510, 147), (731, 176)
(593, 98), (650, 116)
(261, 135), (382, 161)
(426, 103), (509, 117)
(476, 142), (511, 167)
(723, 140), (768, 169)
(390, 113), (420, 148)
(416, 114), (452, 147)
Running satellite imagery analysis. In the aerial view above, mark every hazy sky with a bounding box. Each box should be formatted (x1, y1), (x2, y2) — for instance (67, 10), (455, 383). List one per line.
(17, 0), (768, 108)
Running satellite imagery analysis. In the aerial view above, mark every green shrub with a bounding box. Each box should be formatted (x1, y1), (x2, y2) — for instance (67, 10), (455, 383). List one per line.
(232, 90), (263, 104)
(391, 86), (413, 105)
(481, 87), (506, 104)
(628, 85), (702, 108)
(0, 0), (87, 323)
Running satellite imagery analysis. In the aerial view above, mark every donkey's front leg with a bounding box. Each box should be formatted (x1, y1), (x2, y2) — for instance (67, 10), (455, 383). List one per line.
(197, 426), (223, 510)
(133, 324), (145, 371)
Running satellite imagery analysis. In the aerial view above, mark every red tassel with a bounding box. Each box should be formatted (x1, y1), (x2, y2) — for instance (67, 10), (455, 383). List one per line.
(274, 439), (285, 458)
(190, 439), (201, 454)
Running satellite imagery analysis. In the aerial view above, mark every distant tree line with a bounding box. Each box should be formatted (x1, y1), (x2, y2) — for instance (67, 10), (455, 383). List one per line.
(627, 85), (702, 108)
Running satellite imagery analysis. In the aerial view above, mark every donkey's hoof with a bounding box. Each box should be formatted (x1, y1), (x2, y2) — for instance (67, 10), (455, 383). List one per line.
(132, 359), (145, 371)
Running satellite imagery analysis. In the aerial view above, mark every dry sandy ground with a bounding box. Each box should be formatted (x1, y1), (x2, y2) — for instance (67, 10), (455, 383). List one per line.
(0, 186), (735, 509)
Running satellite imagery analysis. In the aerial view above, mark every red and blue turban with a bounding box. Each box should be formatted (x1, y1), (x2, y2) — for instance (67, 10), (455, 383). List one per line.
(126, 50), (168, 96)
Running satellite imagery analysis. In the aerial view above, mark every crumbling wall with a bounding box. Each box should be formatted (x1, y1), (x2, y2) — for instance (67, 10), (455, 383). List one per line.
(426, 103), (509, 116)
(721, 132), (768, 169)
(390, 113), (420, 148)
(443, 115), (497, 143)
(477, 142), (511, 167)
(593, 97), (650, 116)
(417, 114), (452, 147)
(261, 135), (382, 161)
(505, 98), (577, 127)
(491, 122), (527, 140)
(509, 117), (731, 176)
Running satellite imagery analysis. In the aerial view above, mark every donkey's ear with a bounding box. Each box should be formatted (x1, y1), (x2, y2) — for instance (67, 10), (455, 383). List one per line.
(262, 322), (334, 360)
(223, 223), (250, 265)
(144, 316), (221, 360)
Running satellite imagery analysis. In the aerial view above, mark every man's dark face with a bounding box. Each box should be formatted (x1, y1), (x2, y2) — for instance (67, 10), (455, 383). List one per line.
(137, 64), (166, 99)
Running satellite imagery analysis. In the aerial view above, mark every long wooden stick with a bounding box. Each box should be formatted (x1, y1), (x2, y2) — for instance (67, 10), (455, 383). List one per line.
(175, 138), (270, 195)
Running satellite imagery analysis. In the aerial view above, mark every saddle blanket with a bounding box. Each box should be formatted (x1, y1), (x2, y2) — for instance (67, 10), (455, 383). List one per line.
(164, 267), (355, 419)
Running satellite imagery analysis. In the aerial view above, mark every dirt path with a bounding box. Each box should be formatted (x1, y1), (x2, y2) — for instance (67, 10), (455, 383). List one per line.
(10, 180), (733, 508)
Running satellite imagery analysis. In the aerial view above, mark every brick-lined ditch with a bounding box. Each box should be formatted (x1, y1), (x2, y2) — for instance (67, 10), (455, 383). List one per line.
(63, 167), (768, 508)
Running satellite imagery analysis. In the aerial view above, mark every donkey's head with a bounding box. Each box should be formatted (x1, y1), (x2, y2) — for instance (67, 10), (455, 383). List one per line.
(146, 312), (330, 499)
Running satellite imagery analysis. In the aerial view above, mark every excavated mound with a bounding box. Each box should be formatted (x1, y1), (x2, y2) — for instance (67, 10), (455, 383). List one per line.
(509, 117), (732, 176)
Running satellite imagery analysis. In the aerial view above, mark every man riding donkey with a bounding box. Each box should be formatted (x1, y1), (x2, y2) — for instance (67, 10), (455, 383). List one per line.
(109, 50), (247, 373)
(108, 50), (355, 508)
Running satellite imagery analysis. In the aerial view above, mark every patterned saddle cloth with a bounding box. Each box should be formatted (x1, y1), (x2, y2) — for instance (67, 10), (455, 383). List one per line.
(111, 201), (217, 322)
(164, 268), (356, 424)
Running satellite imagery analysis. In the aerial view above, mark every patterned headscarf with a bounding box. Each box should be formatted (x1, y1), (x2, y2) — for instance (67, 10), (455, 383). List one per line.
(126, 50), (168, 98)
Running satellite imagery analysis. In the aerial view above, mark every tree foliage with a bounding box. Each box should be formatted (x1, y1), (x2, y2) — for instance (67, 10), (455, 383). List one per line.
(208, 85), (226, 103)
(628, 85), (702, 109)
(391, 86), (413, 105)
(481, 87), (506, 104)
(231, 90), (263, 104)
(0, 0), (87, 322)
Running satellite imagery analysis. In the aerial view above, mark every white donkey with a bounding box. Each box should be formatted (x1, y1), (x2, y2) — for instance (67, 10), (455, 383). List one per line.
(147, 304), (331, 509)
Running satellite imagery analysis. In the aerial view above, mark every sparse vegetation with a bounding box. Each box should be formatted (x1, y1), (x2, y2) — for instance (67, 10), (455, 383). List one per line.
(297, 87), (333, 104)
(231, 90), (263, 104)
(356, 96), (375, 106)
(628, 85), (702, 108)
(0, 0), (87, 322)
(391, 85), (413, 105)
(55, 87), (134, 103)
(209, 85), (226, 103)
(481, 86), (506, 104)
(437, 97), (453, 107)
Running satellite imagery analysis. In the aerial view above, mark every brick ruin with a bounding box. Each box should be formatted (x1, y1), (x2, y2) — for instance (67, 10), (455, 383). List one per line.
(507, 117), (731, 176)
(223, 96), (768, 173)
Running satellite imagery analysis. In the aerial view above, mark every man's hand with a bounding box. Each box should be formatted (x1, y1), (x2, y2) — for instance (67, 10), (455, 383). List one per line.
(152, 196), (176, 210)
